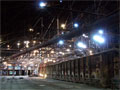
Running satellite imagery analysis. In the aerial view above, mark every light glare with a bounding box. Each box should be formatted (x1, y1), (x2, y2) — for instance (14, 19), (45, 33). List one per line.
(58, 40), (64, 45)
(77, 42), (87, 48)
(39, 2), (46, 8)
(74, 23), (79, 28)
(93, 35), (105, 43)
(61, 24), (66, 29)
(98, 30), (103, 34)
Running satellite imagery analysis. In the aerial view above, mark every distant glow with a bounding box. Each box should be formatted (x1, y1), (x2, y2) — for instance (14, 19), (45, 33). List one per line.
(17, 42), (21, 48)
(62, 52), (65, 55)
(69, 45), (72, 47)
(24, 66), (27, 68)
(33, 40), (36, 44)
(74, 23), (79, 28)
(24, 41), (30, 44)
(61, 24), (66, 29)
(53, 60), (56, 63)
(34, 50), (39, 53)
(93, 35), (105, 43)
(17, 42), (20, 46)
(37, 32), (40, 35)
(7, 64), (12, 66)
(3, 62), (7, 65)
(7, 45), (10, 48)
(29, 28), (34, 32)
(59, 52), (64, 55)
(22, 62), (25, 64)
(59, 52), (63, 54)
(82, 34), (88, 38)
(24, 41), (30, 48)
(66, 49), (70, 52)
(33, 53), (36, 56)
(44, 74), (47, 78)
(60, 0), (62, 3)
(89, 50), (93, 55)
(26, 45), (29, 48)
(98, 30), (103, 34)
(51, 50), (54, 53)
(39, 2), (46, 8)
(20, 55), (23, 58)
(39, 73), (44, 77)
(44, 60), (47, 63)
(7, 45), (10, 50)
(20, 49), (23, 52)
(61, 32), (64, 34)
(48, 59), (52, 62)
(58, 40), (64, 45)
(77, 42), (87, 48)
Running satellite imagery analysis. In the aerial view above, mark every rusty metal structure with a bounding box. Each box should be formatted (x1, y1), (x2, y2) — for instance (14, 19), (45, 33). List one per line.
(39, 49), (119, 88)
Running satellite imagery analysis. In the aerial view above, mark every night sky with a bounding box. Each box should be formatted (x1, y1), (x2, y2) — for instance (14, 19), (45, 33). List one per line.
(1, 1), (119, 50)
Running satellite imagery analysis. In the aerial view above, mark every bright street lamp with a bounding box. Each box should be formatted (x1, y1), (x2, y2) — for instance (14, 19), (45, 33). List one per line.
(24, 41), (30, 48)
(58, 40), (64, 45)
(82, 33), (88, 38)
(33, 40), (36, 44)
(66, 49), (70, 52)
(98, 29), (104, 34)
(89, 50), (93, 55)
(7, 45), (10, 50)
(39, 2), (46, 8)
(17, 42), (21, 48)
(7, 45), (10, 48)
(61, 24), (66, 29)
(93, 35), (105, 44)
(29, 28), (34, 32)
(60, 0), (62, 3)
(73, 23), (79, 28)
(77, 42), (87, 48)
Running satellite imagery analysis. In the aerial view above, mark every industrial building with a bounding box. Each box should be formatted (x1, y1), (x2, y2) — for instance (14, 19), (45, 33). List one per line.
(0, 0), (120, 90)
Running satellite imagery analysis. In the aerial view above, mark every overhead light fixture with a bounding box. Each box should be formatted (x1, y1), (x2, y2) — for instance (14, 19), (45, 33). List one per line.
(77, 42), (87, 48)
(17, 42), (21, 48)
(61, 24), (66, 29)
(39, 2), (46, 8)
(33, 40), (36, 44)
(51, 50), (54, 53)
(29, 28), (34, 32)
(7, 45), (10, 48)
(7, 45), (10, 50)
(60, 0), (62, 3)
(74, 23), (79, 28)
(24, 41), (30, 48)
(98, 29), (104, 34)
(89, 50), (93, 55)
(53, 60), (56, 63)
(93, 35), (105, 44)
(3, 62), (7, 65)
(58, 40), (64, 45)
(17, 42), (20, 46)
(82, 33), (88, 38)
(66, 49), (70, 52)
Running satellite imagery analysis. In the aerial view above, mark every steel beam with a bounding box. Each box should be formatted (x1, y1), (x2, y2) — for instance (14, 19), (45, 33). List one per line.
(9, 12), (119, 59)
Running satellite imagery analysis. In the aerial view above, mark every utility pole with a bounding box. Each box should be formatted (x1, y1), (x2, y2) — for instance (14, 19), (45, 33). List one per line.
(57, 16), (60, 35)
(41, 17), (44, 37)
(41, 17), (44, 42)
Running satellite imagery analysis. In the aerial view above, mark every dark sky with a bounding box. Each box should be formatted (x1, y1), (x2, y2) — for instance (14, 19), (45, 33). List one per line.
(1, 1), (119, 49)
